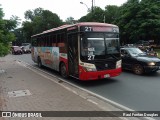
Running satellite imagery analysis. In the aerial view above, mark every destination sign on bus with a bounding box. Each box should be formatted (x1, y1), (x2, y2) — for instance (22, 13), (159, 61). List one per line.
(80, 26), (119, 32)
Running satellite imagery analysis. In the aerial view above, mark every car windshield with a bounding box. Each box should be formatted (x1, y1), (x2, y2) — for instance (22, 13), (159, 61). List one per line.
(127, 48), (144, 56)
(80, 33), (120, 60)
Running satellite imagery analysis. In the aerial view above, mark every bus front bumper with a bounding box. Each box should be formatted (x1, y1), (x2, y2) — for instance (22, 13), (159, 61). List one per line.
(79, 67), (122, 80)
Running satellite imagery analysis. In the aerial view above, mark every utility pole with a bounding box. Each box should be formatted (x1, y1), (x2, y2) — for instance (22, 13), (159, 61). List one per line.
(92, 0), (93, 13)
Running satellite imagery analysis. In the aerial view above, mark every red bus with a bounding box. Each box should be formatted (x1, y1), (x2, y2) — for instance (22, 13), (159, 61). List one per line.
(31, 22), (122, 80)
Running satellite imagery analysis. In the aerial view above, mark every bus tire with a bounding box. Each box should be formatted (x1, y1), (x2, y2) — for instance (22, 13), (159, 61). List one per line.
(38, 57), (42, 68)
(60, 62), (68, 78)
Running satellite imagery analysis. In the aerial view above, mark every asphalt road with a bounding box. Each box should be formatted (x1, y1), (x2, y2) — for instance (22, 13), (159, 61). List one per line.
(14, 54), (160, 111)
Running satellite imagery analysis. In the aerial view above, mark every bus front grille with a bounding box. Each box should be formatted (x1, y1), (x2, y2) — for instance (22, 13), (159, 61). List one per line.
(95, 61), (116, 71)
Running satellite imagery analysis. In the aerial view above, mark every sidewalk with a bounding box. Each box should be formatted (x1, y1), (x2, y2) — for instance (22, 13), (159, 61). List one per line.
(0, 55), (140, 120)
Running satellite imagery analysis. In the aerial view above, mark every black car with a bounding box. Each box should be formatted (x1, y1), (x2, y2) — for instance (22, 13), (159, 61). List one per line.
(121, 47), (160, 75)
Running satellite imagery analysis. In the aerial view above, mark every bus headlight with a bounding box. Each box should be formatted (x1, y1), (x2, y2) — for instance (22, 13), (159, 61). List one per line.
(83, 67), (97, 72)
(148, 62), (155, 66)
(116, 60), (122, 68)
(80, 63), (97, 72)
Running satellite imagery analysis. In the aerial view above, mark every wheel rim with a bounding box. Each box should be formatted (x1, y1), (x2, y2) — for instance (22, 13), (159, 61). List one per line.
(133, 64), (143, 75)
(61, 63), (67, 78)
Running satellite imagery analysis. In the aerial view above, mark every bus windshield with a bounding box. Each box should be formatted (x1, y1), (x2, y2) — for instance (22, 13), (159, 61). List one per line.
(81, 33), (120, 61)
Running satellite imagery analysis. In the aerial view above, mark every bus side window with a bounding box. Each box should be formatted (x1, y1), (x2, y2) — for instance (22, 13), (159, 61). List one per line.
(49, 35), (52, 47)
(60, 33), (65, 47)
(51, 34), (56, 47)
(44, 36), (46, 47)
(41, 37), (44, 46)
(46, 35), (51, 47)
(57, 34), (60, 47)
(57, 33), (65, 47)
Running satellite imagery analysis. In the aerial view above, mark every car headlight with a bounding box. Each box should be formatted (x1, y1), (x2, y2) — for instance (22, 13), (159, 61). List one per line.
(148, 62), (156, 66)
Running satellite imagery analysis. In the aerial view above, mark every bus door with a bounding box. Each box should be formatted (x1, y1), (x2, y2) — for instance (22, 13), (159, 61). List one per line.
(67, 33), (79, 78)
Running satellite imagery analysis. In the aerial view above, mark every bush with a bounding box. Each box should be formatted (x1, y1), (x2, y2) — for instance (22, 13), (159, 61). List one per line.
(154, 49), (160, 58)
(0, 43), (10, 56)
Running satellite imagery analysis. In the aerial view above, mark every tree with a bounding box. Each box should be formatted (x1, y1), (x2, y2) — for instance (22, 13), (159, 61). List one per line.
(22, 8), (63, 43)
(115, 0), (142, 44)
(79, 7), (104, 22)
(91, 7), (104, 22)
(5, 15), (21, 30)
(65, 17), (75, 24)
(137, 0), (160, 44)
(22, 21), (33, 43)
(0, 5), (17, 56)
(104, 5), (120, 24)
(12, 28), (26, 46)
(24, 7), (43, 21)
(115, 0), (160, 45)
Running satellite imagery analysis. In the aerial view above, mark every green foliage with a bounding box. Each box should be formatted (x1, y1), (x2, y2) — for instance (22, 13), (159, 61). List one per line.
(114, 0), (160, 45)
(22, 8), (63, 42)
(22, 21), (33, 41)
(0, 5), (17, 56)
(79, 7), (104, 22)
(115, 0), (140, 44)
(12, 28), (26, 45)
(104, 5), (119, 24)
(137, 0), (160, 43)
(65, 17), (75, 24)
(5, 16), (21, 30)
(0, 8), (4, 19)
(0, 29), (15, 56)
(0, 42), (10, 56)
(24, 8), (43, 21)
(78, 15), (88, 22)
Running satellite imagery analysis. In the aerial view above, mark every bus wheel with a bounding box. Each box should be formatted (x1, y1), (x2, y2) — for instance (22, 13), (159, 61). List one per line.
(133, 64), (144, 75)
(60, 63), (68, 78)
(38, 57), (42, 68)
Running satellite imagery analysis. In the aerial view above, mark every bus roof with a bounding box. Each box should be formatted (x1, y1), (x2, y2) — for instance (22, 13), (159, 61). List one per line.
(31, 22), (118, 37)
(77, 22), (117, 27)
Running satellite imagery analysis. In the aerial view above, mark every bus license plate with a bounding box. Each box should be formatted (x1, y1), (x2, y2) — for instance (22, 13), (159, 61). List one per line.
(104, 74), (110, 78)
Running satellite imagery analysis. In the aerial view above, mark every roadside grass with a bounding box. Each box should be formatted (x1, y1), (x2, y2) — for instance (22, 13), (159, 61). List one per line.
(154, 49), (160, 58)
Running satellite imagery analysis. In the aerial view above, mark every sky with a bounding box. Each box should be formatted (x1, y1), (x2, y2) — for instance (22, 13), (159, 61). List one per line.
(0, 0), (127, 22)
